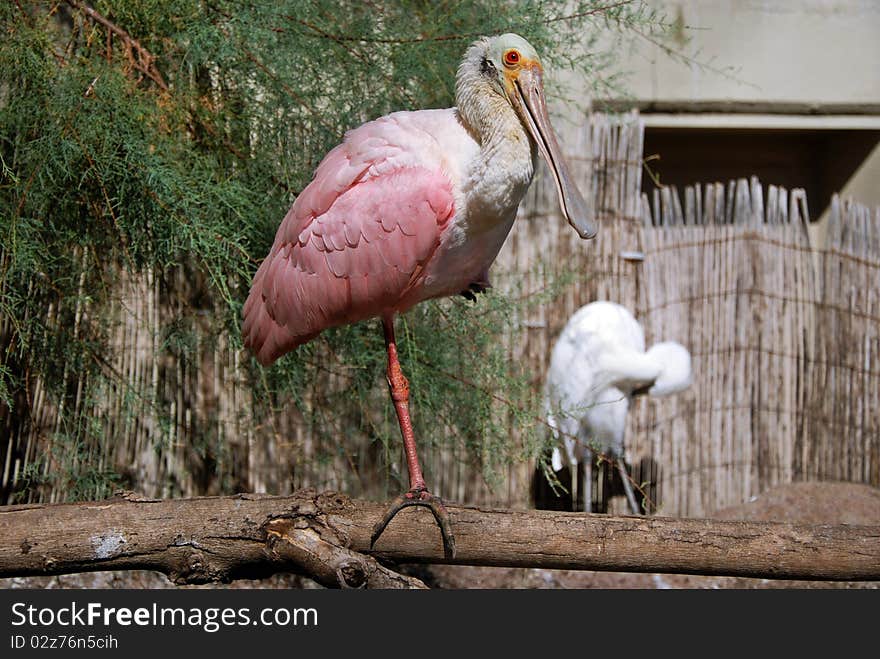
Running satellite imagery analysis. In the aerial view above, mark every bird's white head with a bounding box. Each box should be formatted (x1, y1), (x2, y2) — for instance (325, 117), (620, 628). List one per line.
(456, 33), (596, 239)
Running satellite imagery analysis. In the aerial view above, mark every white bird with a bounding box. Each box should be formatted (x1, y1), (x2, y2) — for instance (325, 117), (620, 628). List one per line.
(545, 301), (692, 515)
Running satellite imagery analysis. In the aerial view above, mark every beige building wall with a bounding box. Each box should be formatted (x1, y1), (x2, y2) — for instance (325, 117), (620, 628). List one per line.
(566, 0), (880, 221)
(616, 0), (880, 106)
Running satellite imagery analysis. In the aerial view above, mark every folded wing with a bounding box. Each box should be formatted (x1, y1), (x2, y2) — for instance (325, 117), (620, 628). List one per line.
(242, 163), (454, 365)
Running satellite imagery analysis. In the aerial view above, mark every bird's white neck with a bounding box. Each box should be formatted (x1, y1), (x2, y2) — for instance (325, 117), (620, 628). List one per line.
(457, 66), (534, 164)
(455, 67), (536, 221)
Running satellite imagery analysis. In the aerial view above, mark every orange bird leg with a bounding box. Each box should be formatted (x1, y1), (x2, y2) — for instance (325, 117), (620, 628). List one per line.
(370, 315), (456, 559)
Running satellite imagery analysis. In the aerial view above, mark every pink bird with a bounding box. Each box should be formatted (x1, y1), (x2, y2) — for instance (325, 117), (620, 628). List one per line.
(242, 33), (595, 559)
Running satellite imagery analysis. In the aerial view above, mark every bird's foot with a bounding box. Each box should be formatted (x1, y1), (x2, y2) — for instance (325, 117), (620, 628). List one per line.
(459, 281), (491, 303)
(370, 487), (456, 560)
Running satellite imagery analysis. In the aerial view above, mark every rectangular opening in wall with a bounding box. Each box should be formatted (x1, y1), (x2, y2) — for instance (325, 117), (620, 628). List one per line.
(641, 123), (880, 221)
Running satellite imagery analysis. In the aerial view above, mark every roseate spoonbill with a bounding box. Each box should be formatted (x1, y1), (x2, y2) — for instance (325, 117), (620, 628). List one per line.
(545, 301), (691, 515)
(242, 33), (595, 559)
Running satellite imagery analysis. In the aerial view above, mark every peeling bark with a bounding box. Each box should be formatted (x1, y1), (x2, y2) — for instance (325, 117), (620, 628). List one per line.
(0, 489), (878, 585)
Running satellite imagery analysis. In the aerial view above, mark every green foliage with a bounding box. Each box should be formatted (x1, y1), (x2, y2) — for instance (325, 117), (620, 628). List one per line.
(1, 1), (672, 503)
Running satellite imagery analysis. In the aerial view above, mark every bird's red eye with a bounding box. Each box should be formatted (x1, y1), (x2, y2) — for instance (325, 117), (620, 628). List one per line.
(504, 50), (520, 67)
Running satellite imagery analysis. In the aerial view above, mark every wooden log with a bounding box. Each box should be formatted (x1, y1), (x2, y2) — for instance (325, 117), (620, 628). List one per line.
(1, 490), (878, 584)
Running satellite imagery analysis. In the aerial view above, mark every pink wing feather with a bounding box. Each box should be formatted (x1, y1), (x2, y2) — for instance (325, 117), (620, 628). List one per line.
(242, 118), (455, 366)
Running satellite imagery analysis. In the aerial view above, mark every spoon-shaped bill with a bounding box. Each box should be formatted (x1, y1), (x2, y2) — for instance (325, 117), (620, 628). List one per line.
(512, 66), (596, 239)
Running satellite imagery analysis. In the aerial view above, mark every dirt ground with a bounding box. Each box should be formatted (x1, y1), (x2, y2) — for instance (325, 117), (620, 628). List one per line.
(3, 481), (878, 589)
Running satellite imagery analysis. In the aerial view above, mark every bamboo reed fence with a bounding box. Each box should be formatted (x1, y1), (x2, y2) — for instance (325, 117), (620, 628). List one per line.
(631, 187), (878, 516)
(634, 178), (818, 516)
(806, 196), (880, 486)
(2, 110), (878, 519)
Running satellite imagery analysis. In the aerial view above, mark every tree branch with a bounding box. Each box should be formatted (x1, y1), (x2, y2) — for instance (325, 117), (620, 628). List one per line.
(1, 489), (877, 586)
(64, 0), (168, 90)
(263, 517), (426, 589)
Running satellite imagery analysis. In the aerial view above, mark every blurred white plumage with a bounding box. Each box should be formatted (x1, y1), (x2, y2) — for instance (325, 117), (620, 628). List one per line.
(545, 301), (692, 514)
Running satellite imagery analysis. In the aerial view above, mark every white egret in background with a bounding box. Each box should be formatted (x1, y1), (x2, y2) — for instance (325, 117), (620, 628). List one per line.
(545, 301), (692, 514)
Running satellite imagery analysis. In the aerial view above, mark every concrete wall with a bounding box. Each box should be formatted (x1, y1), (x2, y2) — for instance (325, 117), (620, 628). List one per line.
(605, 0), (880, 106)
(565, 0), (880, 223)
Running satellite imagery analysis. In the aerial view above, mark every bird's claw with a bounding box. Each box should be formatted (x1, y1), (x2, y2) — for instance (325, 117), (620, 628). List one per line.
(459, 281), (491, 303)
(370, 488), (456, 560)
